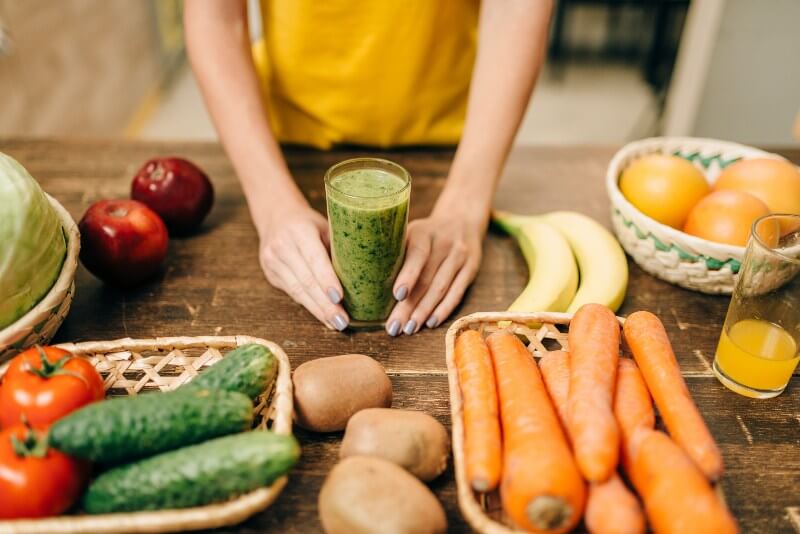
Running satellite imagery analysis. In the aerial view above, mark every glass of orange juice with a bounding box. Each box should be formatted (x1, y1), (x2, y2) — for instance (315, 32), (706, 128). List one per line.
(714, 214), (800, 398)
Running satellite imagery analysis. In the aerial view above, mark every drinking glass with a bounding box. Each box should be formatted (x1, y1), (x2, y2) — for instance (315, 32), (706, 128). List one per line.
(713, 214), (800, 398)
(324, 158), (411, 325)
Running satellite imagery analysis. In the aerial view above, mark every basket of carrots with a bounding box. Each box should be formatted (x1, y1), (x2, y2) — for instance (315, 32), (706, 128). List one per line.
(445, 305), (738, 533)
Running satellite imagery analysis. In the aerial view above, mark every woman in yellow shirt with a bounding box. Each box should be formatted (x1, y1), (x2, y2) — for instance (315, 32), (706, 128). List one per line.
(184, 1), (551, 335)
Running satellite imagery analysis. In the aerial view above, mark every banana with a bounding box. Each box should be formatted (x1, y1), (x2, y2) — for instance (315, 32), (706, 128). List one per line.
(493, 212), (578, 314)
(541, 211), (628, 313)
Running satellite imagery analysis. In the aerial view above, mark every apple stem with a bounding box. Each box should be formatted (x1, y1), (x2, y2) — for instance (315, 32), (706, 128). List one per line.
(151, 164), (165, 181)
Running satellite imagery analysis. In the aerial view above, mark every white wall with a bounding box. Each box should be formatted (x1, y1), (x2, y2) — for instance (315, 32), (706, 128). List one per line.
(665, 0), (800, 145)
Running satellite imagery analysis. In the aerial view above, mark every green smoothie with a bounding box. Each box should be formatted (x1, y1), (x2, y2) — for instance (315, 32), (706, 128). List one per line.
(325, 160), (411, 322)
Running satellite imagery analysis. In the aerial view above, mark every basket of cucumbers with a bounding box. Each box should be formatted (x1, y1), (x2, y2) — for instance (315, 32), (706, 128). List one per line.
(0, 336), (298, 533)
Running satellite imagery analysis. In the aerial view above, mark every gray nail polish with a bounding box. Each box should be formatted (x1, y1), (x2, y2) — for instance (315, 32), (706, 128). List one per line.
(333, 314), (348, 331)
(426, 316), (438, 329)
(403, 319), (417, 335)
(327, 287), (342, 304)
(387, 320), (401, 337)
(394, 286), (408, 301)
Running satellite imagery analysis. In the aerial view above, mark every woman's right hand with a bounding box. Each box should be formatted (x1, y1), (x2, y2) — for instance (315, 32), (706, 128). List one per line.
(258, 206), (349, 331)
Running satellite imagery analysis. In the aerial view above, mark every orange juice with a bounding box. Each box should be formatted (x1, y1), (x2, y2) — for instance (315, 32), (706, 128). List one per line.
(714, 319), (799, 397)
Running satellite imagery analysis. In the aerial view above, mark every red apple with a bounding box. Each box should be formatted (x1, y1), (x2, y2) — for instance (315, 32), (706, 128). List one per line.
(78, 200), (169, 286)
(131, 157), (214, 235)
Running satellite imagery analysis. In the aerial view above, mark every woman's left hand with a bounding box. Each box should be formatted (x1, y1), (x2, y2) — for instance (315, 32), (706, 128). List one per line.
(385, 209), (487, 336)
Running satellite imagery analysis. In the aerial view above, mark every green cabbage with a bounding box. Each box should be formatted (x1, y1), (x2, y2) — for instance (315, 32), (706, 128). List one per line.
(0, 152), (67, 329)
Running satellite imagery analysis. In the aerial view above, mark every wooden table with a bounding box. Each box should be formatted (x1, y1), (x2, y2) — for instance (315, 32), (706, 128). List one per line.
(3, 139), (798, 533)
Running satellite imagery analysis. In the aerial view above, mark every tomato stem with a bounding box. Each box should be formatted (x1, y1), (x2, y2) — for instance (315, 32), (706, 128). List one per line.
(9, 425), (48, 459)
(26, 346), (90, 387)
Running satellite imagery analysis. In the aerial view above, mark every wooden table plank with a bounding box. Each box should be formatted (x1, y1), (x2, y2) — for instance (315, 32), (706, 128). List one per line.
(1, 138), (798, 533)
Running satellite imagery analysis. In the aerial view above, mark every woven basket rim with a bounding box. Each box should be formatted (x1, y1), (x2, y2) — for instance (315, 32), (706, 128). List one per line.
(0, 193), (79, 345)
(605, 136), (788, 262)
(0, 335), (294, 534)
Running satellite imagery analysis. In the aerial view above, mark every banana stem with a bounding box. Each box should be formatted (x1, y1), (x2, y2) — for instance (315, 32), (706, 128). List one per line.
(492, 210), (533, 236)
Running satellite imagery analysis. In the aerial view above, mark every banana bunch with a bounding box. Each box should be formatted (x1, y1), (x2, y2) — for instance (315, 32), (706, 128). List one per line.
(493, 210), (628, 314)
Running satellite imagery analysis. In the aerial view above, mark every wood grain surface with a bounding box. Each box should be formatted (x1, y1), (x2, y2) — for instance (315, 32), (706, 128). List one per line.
(2, 139), (798, 533)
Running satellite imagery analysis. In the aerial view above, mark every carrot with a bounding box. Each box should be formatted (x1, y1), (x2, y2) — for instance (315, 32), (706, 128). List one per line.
(566, 303), (621, 482)
(540, 351), (645, 534)
(623, 311), (724, 480)
(454, 329), (502, 492)
(584, 473), (646, 534)
(538, 350), (570, 425)
(487, 331), (585, 533)
(627, 428), (738, 534)
(613, 358), (655, 455)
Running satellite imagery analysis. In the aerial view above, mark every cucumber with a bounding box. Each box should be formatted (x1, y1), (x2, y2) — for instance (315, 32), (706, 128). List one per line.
(83, 431), (300, 513)
(50, 388), (253, 464)
(185, 343), (277, 400)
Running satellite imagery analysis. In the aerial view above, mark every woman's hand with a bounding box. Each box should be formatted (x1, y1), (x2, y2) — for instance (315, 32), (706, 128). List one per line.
(385, 208), (487, 336)
(258, 206), (349, 331)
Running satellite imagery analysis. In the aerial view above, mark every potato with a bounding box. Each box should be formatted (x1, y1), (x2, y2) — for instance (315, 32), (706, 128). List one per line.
(319, 456), (447, 534)
(340, 408), (450, 481)
(293, 354), (392, 432)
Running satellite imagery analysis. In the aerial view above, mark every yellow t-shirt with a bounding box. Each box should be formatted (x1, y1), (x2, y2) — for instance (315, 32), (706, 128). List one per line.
(252, 1), (479, 149)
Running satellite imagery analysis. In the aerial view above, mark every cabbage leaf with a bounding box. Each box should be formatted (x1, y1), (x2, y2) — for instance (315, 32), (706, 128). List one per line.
(0, 152), (67, 329)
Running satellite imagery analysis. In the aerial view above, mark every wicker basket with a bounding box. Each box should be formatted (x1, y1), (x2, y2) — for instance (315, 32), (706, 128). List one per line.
(0, 194), (79, 362)
(606, 136), (790, 294)
(0, 335), (294, 534)
(446, 311), (575, 534)
(445, 311), (728, 533)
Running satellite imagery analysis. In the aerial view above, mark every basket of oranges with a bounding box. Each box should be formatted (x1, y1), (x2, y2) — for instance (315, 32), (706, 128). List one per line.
(606, 137), (800, 294)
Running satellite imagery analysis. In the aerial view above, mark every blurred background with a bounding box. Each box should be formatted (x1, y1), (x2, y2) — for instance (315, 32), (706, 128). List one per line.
(1, 0), (798, 146)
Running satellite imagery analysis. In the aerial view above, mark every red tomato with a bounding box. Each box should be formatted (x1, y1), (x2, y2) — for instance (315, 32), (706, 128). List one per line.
(0, 424), (86, 518)
(0, 346), (105, 427)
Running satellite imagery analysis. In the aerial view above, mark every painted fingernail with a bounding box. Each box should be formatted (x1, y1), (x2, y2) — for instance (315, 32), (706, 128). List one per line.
(387, 320), (401, 337)
(403, 319), (417, 335)
(394, 286), (408, 301)
(333, 314), (348, 331)
(327, 287), (342, 304)
(426, 316), (438, 329)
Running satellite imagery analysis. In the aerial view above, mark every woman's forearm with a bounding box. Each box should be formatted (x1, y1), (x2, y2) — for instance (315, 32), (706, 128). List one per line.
(184, 0), (307, 235)
(436, 0), (552, 220)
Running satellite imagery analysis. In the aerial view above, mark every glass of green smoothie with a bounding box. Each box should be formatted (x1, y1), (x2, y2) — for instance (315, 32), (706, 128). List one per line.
(325, 158), (411, 325)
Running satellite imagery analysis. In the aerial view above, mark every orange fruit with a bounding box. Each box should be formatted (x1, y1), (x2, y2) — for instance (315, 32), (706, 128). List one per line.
(753, 217), (781, 249)
(619, 154), (709, 228)
(714, 158), (800, 232)
(683, 190), (773, 247)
